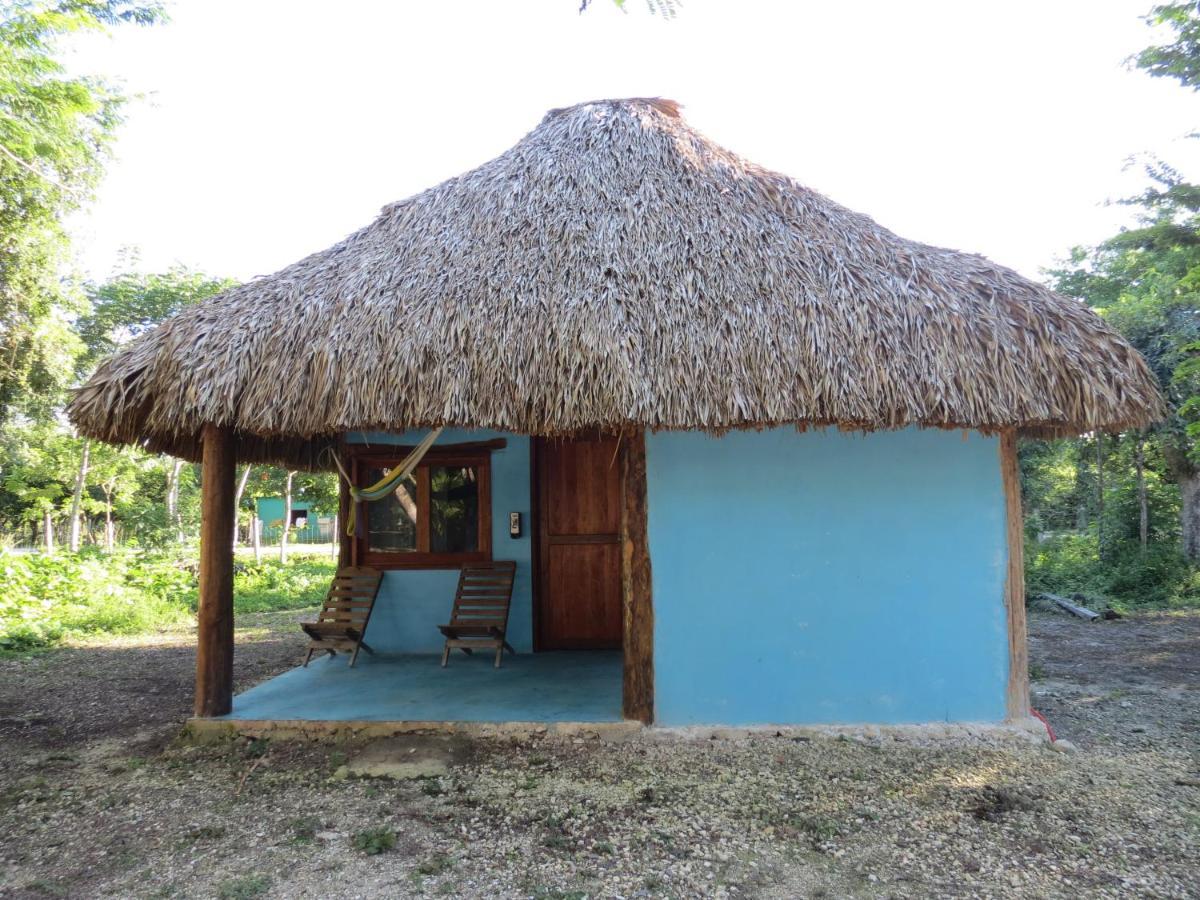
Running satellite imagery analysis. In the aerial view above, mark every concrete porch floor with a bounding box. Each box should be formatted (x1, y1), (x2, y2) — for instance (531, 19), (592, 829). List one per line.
(221, 650), (624, 723)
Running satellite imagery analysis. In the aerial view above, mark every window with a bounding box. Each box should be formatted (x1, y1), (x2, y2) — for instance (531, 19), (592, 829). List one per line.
(352, 450), (492, 569)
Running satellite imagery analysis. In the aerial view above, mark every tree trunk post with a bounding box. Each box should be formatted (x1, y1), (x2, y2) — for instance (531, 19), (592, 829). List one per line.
(42, 508), (54, 553)
(1136, 435), (1149, 550)
(1096, 433), (1105, 560)
(1000, 429), (1029, 721)
(68, 439), (90, 552)
(251, 514), (261, 563)
(620, 430), (654, 724)
(232, 464), (252, 550)
(195, 423), (236, 718)
(280, 470), (294, 564)
(337, 470), (352, 569)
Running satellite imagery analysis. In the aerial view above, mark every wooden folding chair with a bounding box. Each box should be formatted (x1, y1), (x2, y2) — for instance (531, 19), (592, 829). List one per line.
(301, 566), (383, 667)
(438, 561), (517, 668)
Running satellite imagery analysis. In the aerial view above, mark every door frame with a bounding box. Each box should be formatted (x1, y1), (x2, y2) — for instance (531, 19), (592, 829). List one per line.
(529, 433), (655, 723)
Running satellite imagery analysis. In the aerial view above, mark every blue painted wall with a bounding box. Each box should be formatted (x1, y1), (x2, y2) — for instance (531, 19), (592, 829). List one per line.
(346, 429), (532, 653)
(646, 427), (1009, 726)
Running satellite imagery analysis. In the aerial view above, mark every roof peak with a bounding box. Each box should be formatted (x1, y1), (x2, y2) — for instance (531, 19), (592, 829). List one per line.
(545, 96), (683, 122)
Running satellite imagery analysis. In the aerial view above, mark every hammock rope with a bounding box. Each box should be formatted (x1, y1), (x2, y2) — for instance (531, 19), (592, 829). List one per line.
(328, 428), (443, 537)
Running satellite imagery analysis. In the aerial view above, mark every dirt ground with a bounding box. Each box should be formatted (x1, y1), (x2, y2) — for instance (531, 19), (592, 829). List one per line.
(0, 607), (1197, 899)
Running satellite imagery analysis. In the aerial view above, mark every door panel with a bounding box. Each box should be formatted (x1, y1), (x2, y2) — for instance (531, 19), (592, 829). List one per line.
(537, 436), (623, 649)
(544, 543), (622, 646)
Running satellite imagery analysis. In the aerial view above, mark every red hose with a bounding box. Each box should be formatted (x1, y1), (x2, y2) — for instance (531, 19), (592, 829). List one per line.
(1030, 708), (1057, 742)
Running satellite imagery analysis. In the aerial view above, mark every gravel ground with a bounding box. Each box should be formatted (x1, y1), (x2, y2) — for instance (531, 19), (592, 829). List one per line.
(0, 607), (1197, 899)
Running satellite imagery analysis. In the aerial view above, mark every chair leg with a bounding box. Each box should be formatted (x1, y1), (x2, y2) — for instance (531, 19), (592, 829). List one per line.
(358, 641), (375, 656)
(494, 643), (503, 668)
(303, 648), (314, 667)
(503, 640), (516, 655)
(460, 646), (473, 656)
(441, 642), (451, 668)
(349, 643), (361, 668)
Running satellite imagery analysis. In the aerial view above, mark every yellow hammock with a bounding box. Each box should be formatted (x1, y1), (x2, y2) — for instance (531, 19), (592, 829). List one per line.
(330, 428), (443, 537)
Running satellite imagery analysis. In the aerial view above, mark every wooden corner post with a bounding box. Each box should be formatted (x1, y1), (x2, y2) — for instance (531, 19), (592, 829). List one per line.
(620, 431), (654, 724)
(195, 423), (236, 718)
(337, 446), (353, 569)
(1000, 428), (1030, 720)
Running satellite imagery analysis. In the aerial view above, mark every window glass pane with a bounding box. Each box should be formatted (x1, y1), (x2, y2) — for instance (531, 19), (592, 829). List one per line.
(366, 470), (419, 553)
(430, 465), (479, 553)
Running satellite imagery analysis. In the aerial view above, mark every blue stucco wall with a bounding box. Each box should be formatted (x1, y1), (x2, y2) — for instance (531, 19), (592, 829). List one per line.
(646, 427), (1009, 726)
(346, 429), (532, 653)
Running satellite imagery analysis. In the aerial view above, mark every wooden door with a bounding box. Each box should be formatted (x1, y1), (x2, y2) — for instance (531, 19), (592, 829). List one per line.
(535, 435), (623, 649)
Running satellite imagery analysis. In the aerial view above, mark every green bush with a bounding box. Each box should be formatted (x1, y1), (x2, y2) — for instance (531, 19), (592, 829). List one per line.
(233, 557), (336, 612)
(0, 548), (336, 651)
(1026, 532), (1200, 610)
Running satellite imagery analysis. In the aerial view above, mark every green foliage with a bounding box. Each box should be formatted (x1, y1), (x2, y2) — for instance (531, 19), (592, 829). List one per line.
(351, 827), (397, 856)
(0, 547), (193, 650)
(78, 268), (235, 369)
(0, 1), (162, 421)
(1136, 3), (1200, 90)
(233, 557), (335, 612)
(0, 548), (335, 651)
(216, 874), (270, 900)
(1026, 532), (1200, 610)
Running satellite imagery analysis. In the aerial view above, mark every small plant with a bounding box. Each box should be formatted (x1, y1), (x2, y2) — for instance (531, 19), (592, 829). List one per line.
(184, 824), (226, 842)
(543, 831), (572, 851)
(242, 738), (269, 759)
(416, 853), (453, 875)
(352, 826), (397, 855)
(419, 777), (445, 797)
(216, 874), (270, 900)
(593, 840), (614, 855)
(288, 816), (320, 844)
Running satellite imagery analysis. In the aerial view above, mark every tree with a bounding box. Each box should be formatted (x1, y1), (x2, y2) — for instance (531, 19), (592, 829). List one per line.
(0, 1), (162, 422)
(1043, 3), (1200, 560)
(1136, 2), (1200, 90)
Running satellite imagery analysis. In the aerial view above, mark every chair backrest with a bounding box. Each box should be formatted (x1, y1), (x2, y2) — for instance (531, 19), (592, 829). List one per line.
(449, 561), (517, 631)
(316, 566), (383, 630)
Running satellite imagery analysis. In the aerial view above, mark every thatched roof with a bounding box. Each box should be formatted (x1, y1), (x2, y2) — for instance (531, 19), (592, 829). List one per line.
(70, 97), (1161, 466)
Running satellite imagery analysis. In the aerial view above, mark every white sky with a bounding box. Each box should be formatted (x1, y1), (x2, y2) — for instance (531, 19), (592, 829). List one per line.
(66, 0), (1200, 284)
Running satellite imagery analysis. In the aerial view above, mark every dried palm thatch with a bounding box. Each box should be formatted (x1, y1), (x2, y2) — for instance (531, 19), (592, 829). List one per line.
(70, 97), (1161, 466)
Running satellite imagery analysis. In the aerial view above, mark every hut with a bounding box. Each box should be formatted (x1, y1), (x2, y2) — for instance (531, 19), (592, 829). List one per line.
(69, 98), (1159, 729)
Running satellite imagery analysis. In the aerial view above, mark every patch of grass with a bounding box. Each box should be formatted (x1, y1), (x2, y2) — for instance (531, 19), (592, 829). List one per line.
(352, 826), (397, 855)
(531, 889), (588, 900)
(419, 777), (445, 797)
(543, 831), (573, 851)
(287, 816), (320, 844)
(216, 874), (270, 900)
(416, 853), (453, 875)
(241, 738), (269, 759)
(970, 785), (1036, 822)
(0, 548), (336, 651)
(1029, 661), (1046, 681)
(593, 840), (614, 855)
(184, 824), (226, 842)
(23, 879), (70, 897)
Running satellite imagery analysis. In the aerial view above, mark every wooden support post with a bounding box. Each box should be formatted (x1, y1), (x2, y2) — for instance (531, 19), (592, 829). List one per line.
(620, 430), (654, 724)
(1000, 428), (1030, 720)
(195, 424), (236, 718)
(337, 463), (352, 569)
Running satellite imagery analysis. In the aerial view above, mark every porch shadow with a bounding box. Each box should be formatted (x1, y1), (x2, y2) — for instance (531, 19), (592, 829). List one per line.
(221, 650), (623, 723)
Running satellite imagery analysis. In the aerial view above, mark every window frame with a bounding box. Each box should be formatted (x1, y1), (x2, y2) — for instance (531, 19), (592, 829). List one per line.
(350, 448), (493, 570)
